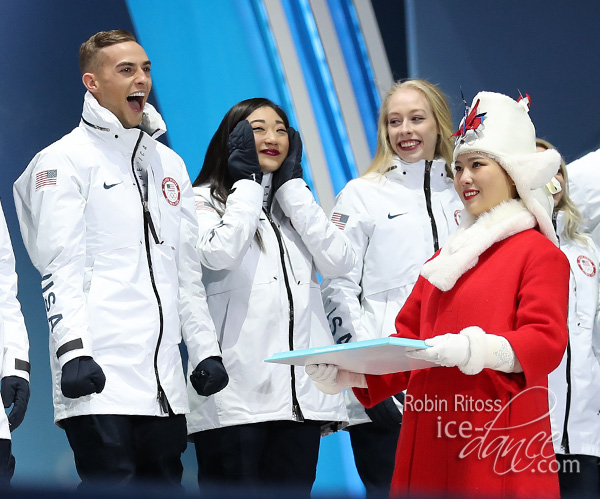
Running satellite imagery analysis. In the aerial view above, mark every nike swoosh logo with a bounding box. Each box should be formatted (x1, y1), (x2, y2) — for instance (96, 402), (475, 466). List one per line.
(103, 182), (122, 189)
(388, 212), (408, 219)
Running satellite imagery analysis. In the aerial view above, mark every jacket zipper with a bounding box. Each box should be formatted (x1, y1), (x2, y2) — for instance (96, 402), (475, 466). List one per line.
(560, 339), (572, 453)
(131, 131), (169, 414)
(556, 233), (571, 453)
(424, 160), (439, 251)
(264, 208), (304, 421)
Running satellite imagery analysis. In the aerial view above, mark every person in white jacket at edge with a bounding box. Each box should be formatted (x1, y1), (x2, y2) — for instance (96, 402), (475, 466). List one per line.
(538, 138), (600, 499)
(12, 30), (228, 490)
(320, 79), (462, 498)
(567, 146), (600, 248)
(0, 203), (30, 488)
(185, 97), (356, 496)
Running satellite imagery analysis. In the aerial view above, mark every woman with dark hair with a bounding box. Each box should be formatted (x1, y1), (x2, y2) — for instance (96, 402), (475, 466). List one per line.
(186, 98), (355, 495)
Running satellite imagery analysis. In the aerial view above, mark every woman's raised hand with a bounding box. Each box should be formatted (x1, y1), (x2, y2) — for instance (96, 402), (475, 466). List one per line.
(227, 120), (262, 183)
(272, 126), (303, 192)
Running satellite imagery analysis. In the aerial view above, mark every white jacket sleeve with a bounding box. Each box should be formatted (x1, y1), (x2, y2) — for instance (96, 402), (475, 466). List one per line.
(0, 202), (30, 381)
(13, 153), (93, 367)
(175, 166), (221, 367)
(320, 186), (374, 344)
(196, 179), (263, 271)
(275, 178), (356, 278)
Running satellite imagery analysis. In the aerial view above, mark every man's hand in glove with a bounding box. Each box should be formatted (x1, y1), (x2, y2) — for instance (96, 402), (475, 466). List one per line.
(1, 376), (30, 431)
(61, 356), (106, 399)
(190, 356), (229, 396)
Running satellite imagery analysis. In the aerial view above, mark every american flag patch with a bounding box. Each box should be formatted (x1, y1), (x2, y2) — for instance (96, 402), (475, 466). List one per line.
(35, 169), (57, 190)
(195, 200), (216, 213)
(331, 212), (349, 230)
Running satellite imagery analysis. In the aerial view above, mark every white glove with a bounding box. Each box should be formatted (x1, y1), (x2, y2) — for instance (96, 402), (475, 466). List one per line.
(406, 333), (470, 368)
(406, 328), (522, 375)
(305, 364), (366, 395)
(460, 327), (522, 374)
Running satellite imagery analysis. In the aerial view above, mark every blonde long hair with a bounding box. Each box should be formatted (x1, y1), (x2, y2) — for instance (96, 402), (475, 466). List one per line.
(363, 79), (453, 178)
(536, 138), (586, 244)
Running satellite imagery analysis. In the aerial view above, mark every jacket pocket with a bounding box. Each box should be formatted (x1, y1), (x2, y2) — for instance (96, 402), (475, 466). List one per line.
(203, 243), (278, 297)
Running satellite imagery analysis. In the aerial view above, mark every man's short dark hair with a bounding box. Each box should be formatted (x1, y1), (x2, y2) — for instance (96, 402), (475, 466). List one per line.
(79, 29), (137, 75)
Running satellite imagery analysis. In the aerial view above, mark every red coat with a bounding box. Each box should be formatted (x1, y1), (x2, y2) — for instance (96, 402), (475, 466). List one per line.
(354, 228), (569, 498)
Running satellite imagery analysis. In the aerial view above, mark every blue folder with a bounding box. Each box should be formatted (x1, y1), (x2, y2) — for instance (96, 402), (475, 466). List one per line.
(265, 337), (434, 375)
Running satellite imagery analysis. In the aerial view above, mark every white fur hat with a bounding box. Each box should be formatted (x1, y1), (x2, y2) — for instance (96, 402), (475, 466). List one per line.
(452, 91), (560, 245)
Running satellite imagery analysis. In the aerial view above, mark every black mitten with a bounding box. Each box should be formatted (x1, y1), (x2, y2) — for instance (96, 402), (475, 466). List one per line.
(190, 356), (229, 396)
(1, 376), (30, 431)
(272, 126), (303, 193)
(61, 356), (106, 399)
(228, 120), (262, 183)
(365, 392), (404, 430)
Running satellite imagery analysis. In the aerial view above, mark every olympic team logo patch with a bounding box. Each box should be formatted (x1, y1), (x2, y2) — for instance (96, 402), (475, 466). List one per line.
(162, 177), (181, 206)
(577, 255), (596, 277)
(454, 209), (462, 225)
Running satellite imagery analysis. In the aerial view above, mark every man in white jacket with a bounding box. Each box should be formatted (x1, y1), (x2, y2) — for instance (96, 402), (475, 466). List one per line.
(0, 203), (30, 487)
(13, 30), (227, 489)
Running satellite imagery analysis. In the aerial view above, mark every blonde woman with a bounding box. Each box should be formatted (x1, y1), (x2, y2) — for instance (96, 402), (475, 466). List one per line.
(320, 79), (462, 498)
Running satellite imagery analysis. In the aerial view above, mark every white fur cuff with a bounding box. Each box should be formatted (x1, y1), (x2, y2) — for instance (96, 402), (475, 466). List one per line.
(458, 326), (487, 375)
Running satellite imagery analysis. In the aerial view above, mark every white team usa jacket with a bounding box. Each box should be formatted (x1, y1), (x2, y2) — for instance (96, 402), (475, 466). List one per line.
(548, 213), (600, 458)
(186, 178), (355, 433)
(13, 92), (220, 424)
(0, 202), (30, 439)
(321, 156), (462, 424)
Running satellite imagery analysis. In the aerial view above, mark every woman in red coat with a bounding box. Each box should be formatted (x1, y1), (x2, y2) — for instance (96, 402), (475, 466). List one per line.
(307, 91), (569, 498)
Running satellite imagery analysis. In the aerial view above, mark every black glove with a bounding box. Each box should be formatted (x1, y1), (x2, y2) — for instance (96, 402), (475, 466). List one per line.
(272, 127), (303, 193)
(190, 356), (229, 396)
(1, 376), (30, 431)
(61, 356), (106, 399)
(365, 392), (404, 430)
(228, 120), (262, 183)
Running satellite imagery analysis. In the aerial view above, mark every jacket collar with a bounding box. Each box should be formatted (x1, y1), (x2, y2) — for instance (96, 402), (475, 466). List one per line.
(420, 199), (537, 291)
(385, 155), (450, 190)
(79, 91), (166, 153)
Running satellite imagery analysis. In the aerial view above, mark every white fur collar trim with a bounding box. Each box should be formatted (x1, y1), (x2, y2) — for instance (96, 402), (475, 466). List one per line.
(421, 200), (536, 291)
